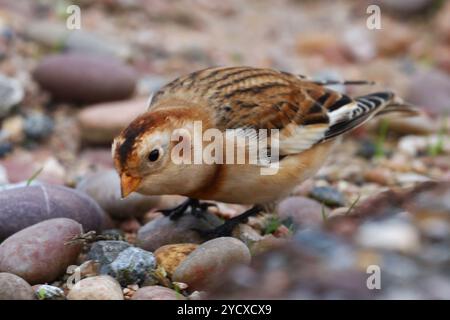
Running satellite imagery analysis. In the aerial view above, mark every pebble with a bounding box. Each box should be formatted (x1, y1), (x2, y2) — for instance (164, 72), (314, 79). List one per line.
(87, 240), (131, 273)
(0, 272), (35, 300)
(76, 170), (160, 219)
(374, 0), (435, 15)
(172, 237), (251, 290)
(249, 235), (286, 256)
(406, 69), (450, 118)
(342, 26), (376, 62)
(2, 115), (24, 143)
(136, 212), (223, 252)
(294, 228), (354, 269)
(0, 74), (24, 118)
(375, 19), (415, 56)
(364, 167), (394, 186)
(23, 112), (54, 141)
(386, 115), (438, 135)
(67, 275), (124, 300)
(0, 218), (83, 284)
(154, 243), (198, 277)
(309, 186), (346, 207)
(401, 135), (449, 157)
(76, 260), (101, 278)
(232, 224), (264, 246)
(0, 184), (107, 240)
(109, 247), (157, 286)
(23, 21), (67, 48)
(395, 173), (431, 185)
(33, 53), (137, 104)
(34, 284), (65, 300)
(24, 21), (132, 60)
(0, 149), (66, 184)
(0, 142), (13, 158)
(356, 140), (377, 159)
(65, 30), (132, 60)
(277, 196), (326, 228)
(355, 218), (421, 254)
(131, 285), (185, 300)
(77, 98), (147, 144)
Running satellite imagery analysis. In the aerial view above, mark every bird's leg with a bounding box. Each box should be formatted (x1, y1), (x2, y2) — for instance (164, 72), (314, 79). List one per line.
(158, 198), (193, 220)
(193, 205), (263, 239)
(158, 198), (217, 221)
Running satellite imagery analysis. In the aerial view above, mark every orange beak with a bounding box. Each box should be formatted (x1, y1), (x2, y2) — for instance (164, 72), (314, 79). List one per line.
(120, 173), (142, 198)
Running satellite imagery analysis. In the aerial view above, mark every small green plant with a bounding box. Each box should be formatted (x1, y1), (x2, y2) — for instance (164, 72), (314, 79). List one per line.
(172, 282), (184, 300)
(26, 167), (44, 186)
(263, 216), (282, 235)
(427, 115), (448, 157)
(37, 287), (47, 300)
(375, 119), (390, 159)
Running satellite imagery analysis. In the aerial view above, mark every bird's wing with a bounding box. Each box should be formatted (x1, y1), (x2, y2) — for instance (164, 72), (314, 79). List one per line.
(149, 67), (406, 156)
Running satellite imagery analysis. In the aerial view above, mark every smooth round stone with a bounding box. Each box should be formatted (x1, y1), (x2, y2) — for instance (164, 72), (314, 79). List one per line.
(277, 196), (326, 228)
(0, 184), (106, 240)
(33, 53), (137, 104)
(172, 237), (251, 290)
(0, 218), (83, 284)
(131, 285), (185, 300)
(77, 98), (147, 144)
(23, 112), (54, 141)
(136, 213), (223, 252)
(406, 69), (450, 118)
(309, 186), (346, 207)
(24, 21), (131, 60)
(385, 114), (438, 135)
(0, 272), (35, 300)
(64, 30), (132, 60)
(76, 170), (159, 219)
(87, 241), (131, 271)
(355, 218), (421, 254)
(34, 284), (65, 300)
(67, 275), (123, 300)
(109, 247), (157, 286)
(154, 243), (198, 277)
(375, 0), (434, 15)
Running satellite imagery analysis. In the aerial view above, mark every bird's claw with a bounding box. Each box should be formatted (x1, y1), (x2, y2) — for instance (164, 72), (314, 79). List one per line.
(157, 198), (216, 221)
(191, 205), (262, 240)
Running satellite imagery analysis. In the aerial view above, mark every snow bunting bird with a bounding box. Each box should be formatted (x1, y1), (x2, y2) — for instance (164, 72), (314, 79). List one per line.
(112, 66), (417, 237)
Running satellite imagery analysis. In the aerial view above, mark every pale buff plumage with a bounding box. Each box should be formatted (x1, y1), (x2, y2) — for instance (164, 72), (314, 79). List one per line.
(112, 66), (416, 208)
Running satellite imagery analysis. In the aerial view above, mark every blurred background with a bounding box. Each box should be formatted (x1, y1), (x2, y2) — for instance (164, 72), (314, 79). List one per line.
(0, 0), (449, 184)
(0, 0), (449, 183)
(0, 0), (449, 300)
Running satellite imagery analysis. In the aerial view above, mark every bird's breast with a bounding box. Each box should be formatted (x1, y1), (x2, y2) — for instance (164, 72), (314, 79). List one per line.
(188, 140), (335, 205)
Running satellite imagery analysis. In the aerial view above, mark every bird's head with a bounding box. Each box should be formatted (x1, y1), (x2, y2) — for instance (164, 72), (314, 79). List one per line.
(112, 106), (214, 198)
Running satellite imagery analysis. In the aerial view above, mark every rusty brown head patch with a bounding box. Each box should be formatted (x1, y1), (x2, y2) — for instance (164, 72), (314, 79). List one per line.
(117, 114), (157, 168)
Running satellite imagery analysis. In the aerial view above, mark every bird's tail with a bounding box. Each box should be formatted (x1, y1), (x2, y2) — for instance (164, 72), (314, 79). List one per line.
(323, 91), (420, 141)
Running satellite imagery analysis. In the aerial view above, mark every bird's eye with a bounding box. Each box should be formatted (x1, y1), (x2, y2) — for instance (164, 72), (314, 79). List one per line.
(148, 149), (160, 162)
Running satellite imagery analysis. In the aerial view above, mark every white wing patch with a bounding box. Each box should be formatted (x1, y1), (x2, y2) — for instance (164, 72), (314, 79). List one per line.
(277, 101), (358, 155)
(327, 101), (358, 125)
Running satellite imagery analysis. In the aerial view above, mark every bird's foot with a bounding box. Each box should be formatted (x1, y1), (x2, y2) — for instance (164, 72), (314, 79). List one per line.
(158, 198), (217, 221)
(193, 205), (262, 239)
